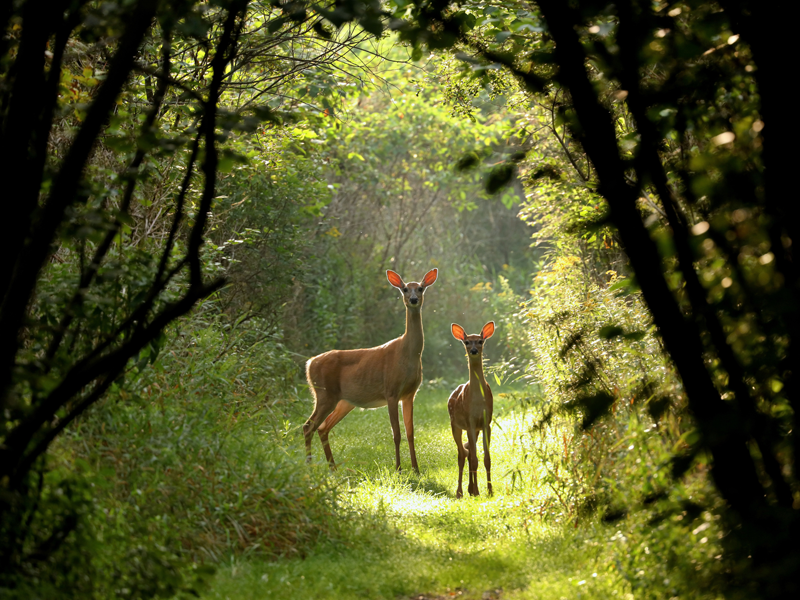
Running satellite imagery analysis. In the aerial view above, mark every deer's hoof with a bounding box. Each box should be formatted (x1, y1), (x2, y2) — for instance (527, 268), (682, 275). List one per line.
(456, 489), (463, 499)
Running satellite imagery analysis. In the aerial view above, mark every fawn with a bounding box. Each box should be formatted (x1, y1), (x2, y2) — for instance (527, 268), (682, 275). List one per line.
(448, 321), (495, 498)
(303, 268), (439, 473)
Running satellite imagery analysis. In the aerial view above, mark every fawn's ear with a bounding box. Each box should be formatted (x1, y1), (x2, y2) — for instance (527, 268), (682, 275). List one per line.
(387, 270), (405, 289)
(451, 323), (467, 341)
(421, 268), (438, 287)
(481, 321), (495, 340)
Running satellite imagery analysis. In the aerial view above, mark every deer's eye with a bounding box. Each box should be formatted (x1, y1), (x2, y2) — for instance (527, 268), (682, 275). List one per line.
(419, 286), (425, 292)
(478, 340), (483, 344)
(403, 287), (408, 292)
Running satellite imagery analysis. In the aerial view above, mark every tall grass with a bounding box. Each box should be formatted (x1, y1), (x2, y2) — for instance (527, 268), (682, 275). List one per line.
(31, 306), (340, 598)
(205, 389), (630, 600)
(35, 294), (731, 600)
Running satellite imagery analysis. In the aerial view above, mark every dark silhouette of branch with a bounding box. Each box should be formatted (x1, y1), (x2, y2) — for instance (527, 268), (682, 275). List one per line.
(533, 0), (767, 522)
(0, 0), (251, 489)
(613, 3), (793, 509)
(44, 28), (175, 368)
(0, 0), (159, 404)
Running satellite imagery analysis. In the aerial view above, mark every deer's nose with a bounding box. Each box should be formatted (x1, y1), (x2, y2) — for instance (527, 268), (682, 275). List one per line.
(470, 348), (478, 354)
(409, 297), (418, 304)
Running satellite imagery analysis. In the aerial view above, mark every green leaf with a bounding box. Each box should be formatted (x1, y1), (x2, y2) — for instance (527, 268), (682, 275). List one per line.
(598, 325), (624, 339)
(267, 17), (286, 33)
(485, 163), (515, 194)
(116, 211), (135, 227)
(455, 152), (480, 171)
(576, 392), (615, 430)
(647, 395), (672, 421)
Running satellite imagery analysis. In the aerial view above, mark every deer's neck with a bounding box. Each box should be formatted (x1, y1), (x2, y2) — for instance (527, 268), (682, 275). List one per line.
(402, 308), (424, 357)
(468, 356), (487, 398)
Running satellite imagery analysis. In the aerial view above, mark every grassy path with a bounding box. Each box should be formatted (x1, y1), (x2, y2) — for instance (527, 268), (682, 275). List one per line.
(205, 389), (627, 599)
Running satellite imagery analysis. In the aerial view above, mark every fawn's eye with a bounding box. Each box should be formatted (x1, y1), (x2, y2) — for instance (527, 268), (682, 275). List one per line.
(403, 287), (408, 292)
(478, 340), (483, 344)
(419, 287), (425, 292)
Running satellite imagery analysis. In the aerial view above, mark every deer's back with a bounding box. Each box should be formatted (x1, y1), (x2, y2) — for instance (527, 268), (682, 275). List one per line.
(306, 337), (420, 406)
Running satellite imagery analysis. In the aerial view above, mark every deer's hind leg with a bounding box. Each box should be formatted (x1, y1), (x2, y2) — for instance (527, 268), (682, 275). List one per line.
(317, 400), (355, 469)
(401, 395), (419, 474)
(303, 386), (337, 464)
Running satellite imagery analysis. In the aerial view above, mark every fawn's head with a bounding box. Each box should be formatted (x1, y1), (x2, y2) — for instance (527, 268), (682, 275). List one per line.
(387, 268), (438, 309)
(451, 321), (495, 357)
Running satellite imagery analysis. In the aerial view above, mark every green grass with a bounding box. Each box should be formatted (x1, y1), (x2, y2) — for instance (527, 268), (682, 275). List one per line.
(204, 388), (630, 600)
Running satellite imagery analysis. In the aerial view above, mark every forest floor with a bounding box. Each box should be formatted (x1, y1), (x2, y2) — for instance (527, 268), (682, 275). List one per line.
(204, 389), (630, 600)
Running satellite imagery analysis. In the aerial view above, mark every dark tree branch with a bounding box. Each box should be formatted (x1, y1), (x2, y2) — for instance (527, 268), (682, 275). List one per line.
(534, 0), (767, 522)
(191, 0), (250, 286)
(0, 0), (159, 404)
(44, 28), (175, 368)
(614, 3), (793, 509)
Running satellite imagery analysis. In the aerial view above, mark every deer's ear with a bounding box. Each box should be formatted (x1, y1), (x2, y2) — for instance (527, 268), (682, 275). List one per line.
(451, 323), (467, 341)
(481, 321), (495, 340)
(421, 268), (438, 287)
(387, 270), (404, 289)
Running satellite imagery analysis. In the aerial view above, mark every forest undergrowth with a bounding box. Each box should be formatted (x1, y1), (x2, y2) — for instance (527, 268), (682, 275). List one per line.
(31, 270), (734, 600)
(206, 388), (629, 600)
(2, 2), (794, 599)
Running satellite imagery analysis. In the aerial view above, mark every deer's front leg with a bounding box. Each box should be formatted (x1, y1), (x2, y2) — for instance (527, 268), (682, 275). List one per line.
(452, 424), (466, 498)
(401, 396), (419, 474)
(483, 424), (493, 497)
(387, 397), (403, 471)
(466, 426), (480, 496)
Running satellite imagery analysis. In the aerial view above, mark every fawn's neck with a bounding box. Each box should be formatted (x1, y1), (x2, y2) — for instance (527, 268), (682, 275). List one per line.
(402, 307), (424, 357)
(468, 355), (487, 395)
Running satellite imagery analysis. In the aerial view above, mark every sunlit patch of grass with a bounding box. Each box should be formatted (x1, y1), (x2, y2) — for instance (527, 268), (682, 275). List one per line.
(204, 388), (630, 599)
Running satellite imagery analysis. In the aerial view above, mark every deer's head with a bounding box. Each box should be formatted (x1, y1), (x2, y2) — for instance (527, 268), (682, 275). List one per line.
(451, 321), (495, 357)
(387, 268), (438, 309)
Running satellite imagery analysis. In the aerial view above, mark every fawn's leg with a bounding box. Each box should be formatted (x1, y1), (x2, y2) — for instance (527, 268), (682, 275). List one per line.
(452, 424), (466, 498)
(466, 426), (480, 496)
(317, 400), (355, 470)
(483, 424), (493, 496)
(401, 396), (419, 474)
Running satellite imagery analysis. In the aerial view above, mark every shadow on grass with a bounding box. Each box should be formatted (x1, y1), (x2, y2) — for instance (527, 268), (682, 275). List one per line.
(407, 475), (452, 497)
(205, 504), (533, 600)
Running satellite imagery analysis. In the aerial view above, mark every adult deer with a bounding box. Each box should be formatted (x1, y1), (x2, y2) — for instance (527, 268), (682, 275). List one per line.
(448, 321), (495, 498)
(303, 268), (439, 473)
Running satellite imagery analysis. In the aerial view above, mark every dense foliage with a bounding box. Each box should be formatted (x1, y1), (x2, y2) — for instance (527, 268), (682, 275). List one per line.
(1, 0), (796, 598)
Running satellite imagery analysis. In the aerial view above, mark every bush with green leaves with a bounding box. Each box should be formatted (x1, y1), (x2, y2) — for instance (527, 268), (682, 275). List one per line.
(487, 252), (748, 598)
(8, 299), (343, 599)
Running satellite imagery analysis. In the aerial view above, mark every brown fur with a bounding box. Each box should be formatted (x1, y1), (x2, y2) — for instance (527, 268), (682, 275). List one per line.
(447, 321), (495, 498)
(303, 269), (438, 472)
